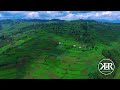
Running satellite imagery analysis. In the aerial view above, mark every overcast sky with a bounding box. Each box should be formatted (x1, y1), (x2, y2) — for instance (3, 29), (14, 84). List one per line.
(0, 11), (120, 22)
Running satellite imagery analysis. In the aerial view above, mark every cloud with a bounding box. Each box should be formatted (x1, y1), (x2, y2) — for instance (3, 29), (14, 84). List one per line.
(0, 14), (2, 17)
(6, 11), (26, 14)
(0, 11), (120, 22)
(25, 12), (40, 19)
(55, 11), (114, 20)
(46, 11), (61, 16)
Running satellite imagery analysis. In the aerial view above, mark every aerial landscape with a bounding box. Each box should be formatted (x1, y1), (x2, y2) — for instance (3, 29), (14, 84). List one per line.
(0, 11), (120, 79)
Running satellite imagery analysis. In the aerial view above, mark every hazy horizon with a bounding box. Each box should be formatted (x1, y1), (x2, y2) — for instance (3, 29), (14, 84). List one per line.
(0, 11), (120, 23)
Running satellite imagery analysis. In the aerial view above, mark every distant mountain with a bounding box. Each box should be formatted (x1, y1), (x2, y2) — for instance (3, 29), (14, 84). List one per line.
(1, 19), (120, 23)
(50, 19), (65, 22)
(71, 19), (120, 23)
(92, 19), (120, 23)
(0, 19), (65, 23)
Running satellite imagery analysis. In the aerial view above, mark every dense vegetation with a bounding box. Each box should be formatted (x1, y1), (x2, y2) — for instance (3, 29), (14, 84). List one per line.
(0, 19), (120, 79)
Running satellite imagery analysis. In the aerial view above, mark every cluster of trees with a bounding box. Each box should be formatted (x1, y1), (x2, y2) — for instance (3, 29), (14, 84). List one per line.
(2, 19), (120, 51)
(1, 20), (120, 50)
(0, 22), (2, 30)
(19, 21), (96, 48)
(89, 48), (120, 79)
(0, 35), (12, 42)
(88, 70), (116, 79)
(80, 23), (95, 49)
(102, 49), (120, 68)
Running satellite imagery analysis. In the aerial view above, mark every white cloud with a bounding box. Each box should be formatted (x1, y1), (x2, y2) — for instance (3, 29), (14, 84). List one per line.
(25, 12), (40, 19)
(59, 11), (114, 21)
(6, 11), (25, 14)
(102, 11), (112, 15)
(1, 11), (120, 22)
(59, 12), (91, 20)
(94, 11), (112, 17)
(46, 11), (63, 17)
(0, 14), (2, 17)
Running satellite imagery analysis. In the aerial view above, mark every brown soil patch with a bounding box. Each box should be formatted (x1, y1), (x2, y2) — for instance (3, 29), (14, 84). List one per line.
(47, 71), (60, 79)
(85, 60), (92, 65)
(80, 69), (87, 75)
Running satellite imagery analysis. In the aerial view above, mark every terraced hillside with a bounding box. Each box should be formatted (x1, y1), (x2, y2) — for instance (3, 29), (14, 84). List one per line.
(0, 19), (120, 79)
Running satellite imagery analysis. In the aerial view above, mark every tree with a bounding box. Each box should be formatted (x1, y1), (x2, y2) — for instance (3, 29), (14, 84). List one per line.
(0, 22), (2, 30)
(102, 49), (120, 68)
(81, 22), (95, 49)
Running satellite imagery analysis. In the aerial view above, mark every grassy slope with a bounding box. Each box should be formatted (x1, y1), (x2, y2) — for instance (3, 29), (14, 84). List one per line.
(0, 20), (120, 79)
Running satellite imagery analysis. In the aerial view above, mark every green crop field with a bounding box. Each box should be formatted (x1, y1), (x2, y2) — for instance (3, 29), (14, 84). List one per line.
(0, 19), (120, 79)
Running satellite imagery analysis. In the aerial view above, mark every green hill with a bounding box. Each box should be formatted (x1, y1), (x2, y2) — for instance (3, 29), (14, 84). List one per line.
(0, 19), (120, 79)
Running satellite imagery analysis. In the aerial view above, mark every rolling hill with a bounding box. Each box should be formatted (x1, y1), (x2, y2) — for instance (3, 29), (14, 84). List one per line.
(0, 19), (120, 79)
